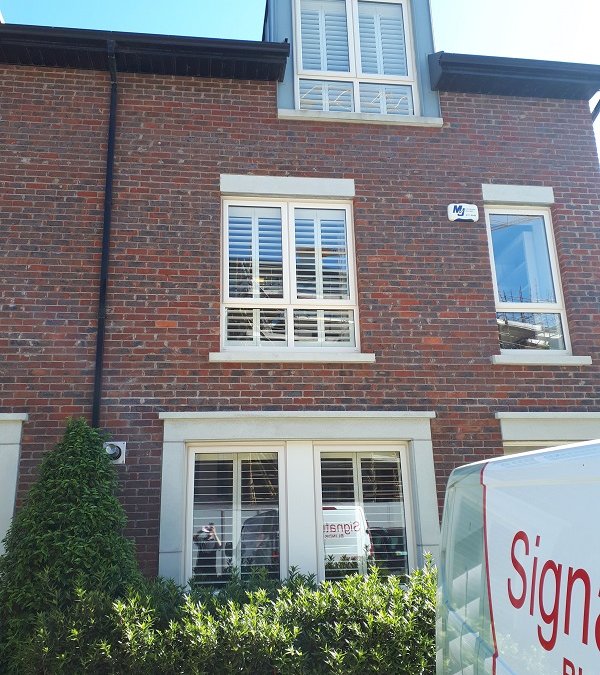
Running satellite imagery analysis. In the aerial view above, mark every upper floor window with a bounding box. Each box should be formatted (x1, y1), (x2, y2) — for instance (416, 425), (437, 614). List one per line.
(295, 0), (417, 115)
(222, 199), (359, 351)
(485, 207), (570, 352)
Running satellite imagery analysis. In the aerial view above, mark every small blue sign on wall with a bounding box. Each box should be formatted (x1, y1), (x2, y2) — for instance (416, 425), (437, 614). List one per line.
(447, 203), (479, 222)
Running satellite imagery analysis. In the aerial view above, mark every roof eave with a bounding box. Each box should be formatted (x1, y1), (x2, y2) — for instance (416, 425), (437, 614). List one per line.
(429, 51), (600, 100)
(0, 23), (289, 81)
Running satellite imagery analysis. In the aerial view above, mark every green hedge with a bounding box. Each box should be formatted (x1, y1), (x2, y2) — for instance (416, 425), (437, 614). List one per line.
(1, 563), (436, 674)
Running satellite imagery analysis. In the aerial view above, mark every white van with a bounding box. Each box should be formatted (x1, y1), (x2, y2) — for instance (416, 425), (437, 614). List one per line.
(437, 440), (600, 675)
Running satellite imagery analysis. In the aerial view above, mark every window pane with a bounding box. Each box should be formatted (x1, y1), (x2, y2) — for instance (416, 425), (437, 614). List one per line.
(497, 312), (566, 351)
(361, 455), (408, 576)
(301, 0), (350, 72)
(226, 308), (287, 345)
(193, 457), (233, 584)
(490, 213), (556, 304)
(295, 208), (349, 299)
(228, 206), (283, 299)
(323, 310), (355, 344)
(228, 208), (253, 298)
(240, 457), (279, 578)
(358, 2), (407, 76)
(293, 309), (355, 346)
(321, 452), (409, 580)
(193, 453), (279, 585)
(321, 457), (363, 579)
(359, 82), (413, 115)
(299, 79), (354, 112)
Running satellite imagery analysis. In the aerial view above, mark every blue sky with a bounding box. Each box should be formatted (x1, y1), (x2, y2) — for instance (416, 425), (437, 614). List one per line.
(1, 0), (599, 147)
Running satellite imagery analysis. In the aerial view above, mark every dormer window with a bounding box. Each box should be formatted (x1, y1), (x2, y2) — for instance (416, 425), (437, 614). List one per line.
(295, 0), (417, 115)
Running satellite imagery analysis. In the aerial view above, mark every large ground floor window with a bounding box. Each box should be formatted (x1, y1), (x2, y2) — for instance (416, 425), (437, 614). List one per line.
(320, 449), (410, 580)
(192, 451), (280, 584)
(169, 417), (438, 589)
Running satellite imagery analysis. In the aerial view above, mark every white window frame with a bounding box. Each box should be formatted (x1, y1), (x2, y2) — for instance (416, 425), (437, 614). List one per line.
(185, 443), (287, 584)
(293, 0), (419, 116)
(314, 441), (417, 581)
(484, 205), (572, 354)
(221, 197), (361, 352)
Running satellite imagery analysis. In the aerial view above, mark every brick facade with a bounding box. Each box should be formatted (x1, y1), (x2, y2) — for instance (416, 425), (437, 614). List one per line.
(1, 65), (599, 575)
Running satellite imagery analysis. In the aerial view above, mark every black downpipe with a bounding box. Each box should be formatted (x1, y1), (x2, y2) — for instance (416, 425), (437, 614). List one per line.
(92, 40), (118, 428)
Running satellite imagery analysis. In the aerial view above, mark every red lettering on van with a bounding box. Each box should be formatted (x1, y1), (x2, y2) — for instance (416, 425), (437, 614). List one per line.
(506, 530), (600, 654)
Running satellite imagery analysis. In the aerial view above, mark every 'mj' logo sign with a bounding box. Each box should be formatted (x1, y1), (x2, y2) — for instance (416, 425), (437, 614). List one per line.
(447, 203), (479, 222)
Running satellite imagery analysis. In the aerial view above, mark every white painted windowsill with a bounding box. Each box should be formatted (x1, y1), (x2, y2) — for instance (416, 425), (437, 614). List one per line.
(209, 351), (376, 364)
(492, 353), (592, 366)
(277, 108), (444, 128)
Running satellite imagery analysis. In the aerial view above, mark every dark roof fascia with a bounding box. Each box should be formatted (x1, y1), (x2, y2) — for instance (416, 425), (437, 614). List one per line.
(0, 23), (289, 81)
(429, 51), (600, 100)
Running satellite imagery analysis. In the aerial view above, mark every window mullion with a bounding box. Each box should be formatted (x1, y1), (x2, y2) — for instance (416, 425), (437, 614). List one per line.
(251, 209), (260, 299)
(319, 6), (327, 71)
(232, 457), (241, 571)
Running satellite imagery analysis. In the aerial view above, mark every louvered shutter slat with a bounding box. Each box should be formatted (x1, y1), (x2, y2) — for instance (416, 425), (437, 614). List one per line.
(323, 310), (354, 344)
(193, 454), (279, 585)
(359, 82), (413, 115)
(301, 0), (349, 73)
(257, 211), (283, 299)
(228, 209), (253, 298)
(358, 2), (407, 76)
(300, 9), (322, 70)
(299, 79), (353, 112)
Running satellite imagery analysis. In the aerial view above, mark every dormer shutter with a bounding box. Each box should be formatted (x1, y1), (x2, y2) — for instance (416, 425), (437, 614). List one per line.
(300, 0), (350, 72)
(358, 1), (408, 77)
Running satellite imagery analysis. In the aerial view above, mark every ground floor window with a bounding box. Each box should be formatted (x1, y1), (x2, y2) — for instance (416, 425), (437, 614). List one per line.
(320, 450), (410, 580)
(192, 451), (280, 584)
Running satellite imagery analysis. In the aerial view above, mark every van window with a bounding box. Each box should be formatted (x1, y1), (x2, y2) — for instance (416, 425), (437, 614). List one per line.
(437, 466), (494, 674)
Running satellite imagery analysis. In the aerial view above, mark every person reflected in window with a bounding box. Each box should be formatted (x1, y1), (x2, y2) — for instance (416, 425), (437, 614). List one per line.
(193, 522), (222, 581)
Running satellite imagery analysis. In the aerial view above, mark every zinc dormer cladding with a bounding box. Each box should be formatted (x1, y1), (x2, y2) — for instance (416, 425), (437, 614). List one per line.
(264, 0), (441, 119)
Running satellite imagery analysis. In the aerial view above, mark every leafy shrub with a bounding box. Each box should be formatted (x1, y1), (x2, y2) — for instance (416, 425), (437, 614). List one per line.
(4, 561), (435, 674)
(0, 418), (141, 673)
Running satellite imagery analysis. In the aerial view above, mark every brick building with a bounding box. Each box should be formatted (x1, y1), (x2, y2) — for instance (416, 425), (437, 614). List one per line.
(1, 0), (599, 584)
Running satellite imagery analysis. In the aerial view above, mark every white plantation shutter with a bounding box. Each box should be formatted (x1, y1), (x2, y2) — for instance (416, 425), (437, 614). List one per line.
(223, 201), (357, 351)
(227, 206), (283, 300)
(193, 453), (279, 584)
(299, 79), (353, 112)
(358, 1), (408, 76)
(226, 308), (286, 346)
(320, 452), (409, 581)
(300, 0), (350, 72)
(294, 208), (349, 299)
(359, 82), (413, 115)
(293, 309), (355, 346)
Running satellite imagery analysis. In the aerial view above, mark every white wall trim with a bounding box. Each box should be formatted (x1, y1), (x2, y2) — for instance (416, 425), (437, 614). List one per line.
(481, 184), (555, 205)
(209, 350), (375, 363)
(0, 413), (28, 421)
(159, 411), (439, 584)
(161, 410), (435, 421)
(278, 108), (444, 127)
(492, 354), (592, 366)
(496, 412), (600, 443)
(220, 174), (356, 198)
(0, 414), (27, 555)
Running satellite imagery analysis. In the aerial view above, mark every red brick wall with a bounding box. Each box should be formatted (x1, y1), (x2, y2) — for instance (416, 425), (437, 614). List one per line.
(2, 66), (599, 575)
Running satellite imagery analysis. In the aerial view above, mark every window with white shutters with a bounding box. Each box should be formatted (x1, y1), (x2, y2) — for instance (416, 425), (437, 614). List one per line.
(222, 199), (359, 351)
(320, 450), (410, 580)
(192, 451), (280, 585)
(296, 0), (416, 115)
